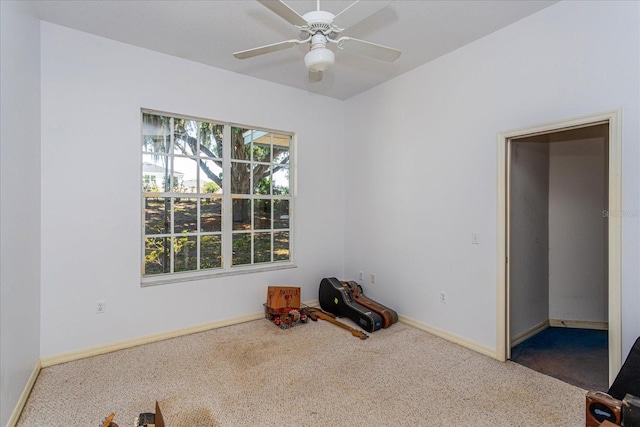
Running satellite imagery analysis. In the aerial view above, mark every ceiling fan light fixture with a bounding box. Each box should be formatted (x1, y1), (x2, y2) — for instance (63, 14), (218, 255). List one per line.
(235, 0), (402, 80)
(304, 46), (334, 72)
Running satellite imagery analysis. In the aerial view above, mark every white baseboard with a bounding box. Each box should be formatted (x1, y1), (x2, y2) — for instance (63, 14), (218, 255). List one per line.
(509, 319), (607, 349)
(398, 315), (496, 359)
(549, 319), (608, 330)
(40, 311), (264, 367)
(6, 360), (41, 427)
(40, 299), (321, 368)
(510, 320), (549, 347)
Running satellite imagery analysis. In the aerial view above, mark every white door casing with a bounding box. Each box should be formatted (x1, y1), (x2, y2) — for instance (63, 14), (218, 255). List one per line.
(496, 109), (622, 385)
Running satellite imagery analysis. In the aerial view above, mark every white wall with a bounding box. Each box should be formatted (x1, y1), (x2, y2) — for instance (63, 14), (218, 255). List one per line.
(39, 23), (346, 358)
(549, 128), (608, 323)
(0, 1), (42, 425)
(344, 0), (640, 356)
(509, 142), (550, 339)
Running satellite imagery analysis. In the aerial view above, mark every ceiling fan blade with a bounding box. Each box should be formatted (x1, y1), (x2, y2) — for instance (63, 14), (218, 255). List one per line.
(258, 0), (307, 27)
(332, 1), (390, 30)
(308, 70), (323, 83)
(233, 39), (301, 59)
(336, 37), (401, 62)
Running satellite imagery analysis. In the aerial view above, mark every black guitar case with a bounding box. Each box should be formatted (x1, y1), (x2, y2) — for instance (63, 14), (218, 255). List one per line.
(319, 277), (383, 333)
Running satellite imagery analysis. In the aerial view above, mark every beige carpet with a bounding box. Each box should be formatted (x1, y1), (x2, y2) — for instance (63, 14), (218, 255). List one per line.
(17, 319), (586, 426)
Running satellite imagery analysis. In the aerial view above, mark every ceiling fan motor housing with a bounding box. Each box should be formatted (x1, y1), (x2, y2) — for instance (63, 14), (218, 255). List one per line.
(301, 10), (336, 35)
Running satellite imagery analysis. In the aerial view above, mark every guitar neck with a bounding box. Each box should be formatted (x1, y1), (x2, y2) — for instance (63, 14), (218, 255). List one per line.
(313, 311), (368, 340)
(101, 413), (116, 427)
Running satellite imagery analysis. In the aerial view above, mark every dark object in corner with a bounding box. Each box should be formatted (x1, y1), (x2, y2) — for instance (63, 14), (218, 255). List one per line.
(608, 337), (640, 400)
(585, 337), (640, 427)
(319, 277), (397, 333)
(342, 280), (398, 328)
(320, 277), (382, 332)
(622, 394), (640, 427)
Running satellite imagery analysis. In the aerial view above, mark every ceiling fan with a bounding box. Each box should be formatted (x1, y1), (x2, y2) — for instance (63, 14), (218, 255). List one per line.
(233, 0), (401, 83)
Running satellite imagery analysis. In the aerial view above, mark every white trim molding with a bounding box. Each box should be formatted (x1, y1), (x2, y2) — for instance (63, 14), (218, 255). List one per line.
(399, 315), (496, 359)
(40, 311), (265, 367)
(549, 319), (608, 331)
(6, 360), (41, 427)
(40, 299), (321, 368)
(511, 320), (550, 348)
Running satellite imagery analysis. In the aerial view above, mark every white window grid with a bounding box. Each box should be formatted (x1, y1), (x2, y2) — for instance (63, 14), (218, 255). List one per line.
(141, 109), (294, 284)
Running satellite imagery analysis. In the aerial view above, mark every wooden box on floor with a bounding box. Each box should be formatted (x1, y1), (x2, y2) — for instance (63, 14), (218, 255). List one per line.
(266, 286), (300, 314)
(585, 391), (621, 426)
(134, 401), (165, 427)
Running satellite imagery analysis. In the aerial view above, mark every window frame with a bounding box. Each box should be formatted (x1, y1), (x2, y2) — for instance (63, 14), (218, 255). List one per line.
(141, 109), (296, 286)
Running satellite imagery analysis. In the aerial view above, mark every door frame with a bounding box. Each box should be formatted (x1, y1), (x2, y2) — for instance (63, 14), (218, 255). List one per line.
(496, 109), (622, 384)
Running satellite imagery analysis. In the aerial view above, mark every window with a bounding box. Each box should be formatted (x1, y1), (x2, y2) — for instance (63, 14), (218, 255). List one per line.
(141, 110), (293, 283)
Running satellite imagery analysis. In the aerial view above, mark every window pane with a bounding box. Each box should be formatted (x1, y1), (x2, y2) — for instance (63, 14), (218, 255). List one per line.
(273, 134), (290, 165)
(142, 154), (169, 193)
(173, 118), (198, 156)
(200, 159), (223, 194)
(253, 164), (271, 195)
(145, 197), (170, 235)
(231, 127), (251, 160)
(274, 200), (289, 229)
(252, 132), (271, 162)
(201, 235), (222, 269)
(164, 174), (181, 192)
(174, 235), (197, 272)
(174, 198), (197, 233)
(274, 231), (290, 261)
(273, 166), (289, 195)
(254, 199), (271, 230)
(232, 199), (251, 230)
(142, 113), (170, 154)
(231, 162), (250, 194)
(232, 233), (251, 266)
(254, 232), (271, 264)
(145, 237), (171, 275)
(201, 198), (222, 232)
(199, 122), (223, 158)
(173, 157), (197, 193)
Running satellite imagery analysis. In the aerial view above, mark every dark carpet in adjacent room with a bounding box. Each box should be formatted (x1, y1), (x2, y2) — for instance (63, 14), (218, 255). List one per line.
(510, 327), (608, 391)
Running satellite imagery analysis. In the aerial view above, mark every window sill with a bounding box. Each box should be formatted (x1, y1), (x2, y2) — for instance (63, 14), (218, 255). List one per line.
(141, 262), (297, 287)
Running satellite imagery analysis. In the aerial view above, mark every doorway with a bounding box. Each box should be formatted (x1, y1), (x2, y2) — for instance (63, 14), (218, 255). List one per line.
(496, 110), (622, 386)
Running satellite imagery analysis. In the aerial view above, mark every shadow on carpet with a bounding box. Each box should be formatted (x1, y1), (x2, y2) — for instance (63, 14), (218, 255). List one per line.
(510, 327), (608, 391)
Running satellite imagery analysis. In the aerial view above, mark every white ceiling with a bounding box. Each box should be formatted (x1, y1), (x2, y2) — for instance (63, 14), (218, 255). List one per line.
(29, 0), (558, 100)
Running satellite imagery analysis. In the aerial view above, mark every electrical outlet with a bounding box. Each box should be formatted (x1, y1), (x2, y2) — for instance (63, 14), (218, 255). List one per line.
(96, 300), (106, 314)
(472, 233), (480, 245)
(370, 274), (376, 284)
(359, 271), (363, 281)
(440, 292), (447, 304)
